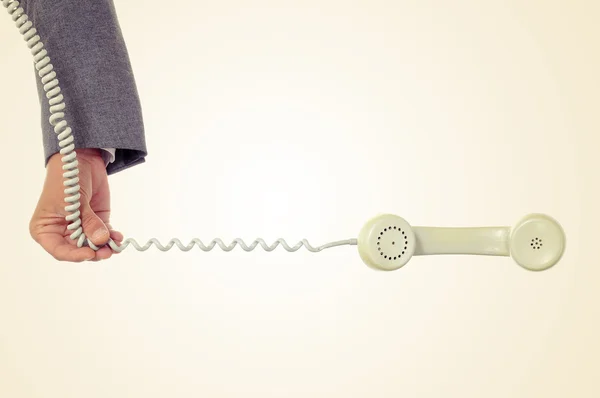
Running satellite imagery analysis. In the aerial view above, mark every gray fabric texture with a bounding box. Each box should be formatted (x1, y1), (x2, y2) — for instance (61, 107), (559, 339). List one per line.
(21, 0), (147, 175)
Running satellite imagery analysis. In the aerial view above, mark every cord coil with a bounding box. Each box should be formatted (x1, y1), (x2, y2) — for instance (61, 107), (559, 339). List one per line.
(112, 238), (358, 253)
(3, 0), (356, 254)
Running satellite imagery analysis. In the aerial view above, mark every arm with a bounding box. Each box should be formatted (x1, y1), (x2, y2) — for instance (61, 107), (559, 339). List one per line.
(22, 0), (147, 174)
(17, 0), (146, 261)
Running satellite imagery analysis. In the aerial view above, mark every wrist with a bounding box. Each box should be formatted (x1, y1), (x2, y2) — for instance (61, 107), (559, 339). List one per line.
(76, 148), (103, 157)
(48, 148), (105, 169)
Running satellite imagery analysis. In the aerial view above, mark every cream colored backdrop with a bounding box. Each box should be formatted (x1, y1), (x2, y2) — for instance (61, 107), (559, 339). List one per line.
(0, 0), (598, 397)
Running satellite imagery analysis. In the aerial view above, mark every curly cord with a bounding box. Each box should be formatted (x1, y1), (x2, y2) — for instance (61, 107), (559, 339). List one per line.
(112, 238), (358, 253)
(3, 0), (357, 254)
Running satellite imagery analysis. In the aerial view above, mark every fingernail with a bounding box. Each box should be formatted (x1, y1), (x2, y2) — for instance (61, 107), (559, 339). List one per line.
(92, 228), (108, 241)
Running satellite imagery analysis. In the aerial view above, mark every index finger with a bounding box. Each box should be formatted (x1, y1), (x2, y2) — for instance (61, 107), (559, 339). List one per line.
(37, 233), (96, 262)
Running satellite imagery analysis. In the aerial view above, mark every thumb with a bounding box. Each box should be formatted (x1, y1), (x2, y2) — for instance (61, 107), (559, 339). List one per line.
(81, 202), (110, 246)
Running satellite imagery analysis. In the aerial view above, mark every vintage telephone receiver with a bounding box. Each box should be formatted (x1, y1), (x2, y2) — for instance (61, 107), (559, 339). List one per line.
(3, 0), (566, 271)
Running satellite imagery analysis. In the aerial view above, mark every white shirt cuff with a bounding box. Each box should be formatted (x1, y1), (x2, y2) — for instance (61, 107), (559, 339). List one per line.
(100, 148), (116, 166)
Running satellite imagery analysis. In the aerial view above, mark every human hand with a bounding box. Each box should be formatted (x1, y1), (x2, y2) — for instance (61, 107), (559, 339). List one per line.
(29, 148), (124, 262)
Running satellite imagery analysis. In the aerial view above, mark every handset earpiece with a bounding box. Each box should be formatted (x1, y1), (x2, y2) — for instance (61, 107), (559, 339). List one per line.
(508, 213), (566, 271)
(357, 213), (565, 271)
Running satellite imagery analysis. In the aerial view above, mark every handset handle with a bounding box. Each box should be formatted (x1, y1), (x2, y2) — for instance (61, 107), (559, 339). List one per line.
(412, 226), (511, 256)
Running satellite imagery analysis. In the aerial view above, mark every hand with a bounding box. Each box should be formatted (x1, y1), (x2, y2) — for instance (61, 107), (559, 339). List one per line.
(29, 148), (124, 262)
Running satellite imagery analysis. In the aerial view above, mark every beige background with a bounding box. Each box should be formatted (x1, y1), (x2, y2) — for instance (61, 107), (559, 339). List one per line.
(0, 0), (598, 397)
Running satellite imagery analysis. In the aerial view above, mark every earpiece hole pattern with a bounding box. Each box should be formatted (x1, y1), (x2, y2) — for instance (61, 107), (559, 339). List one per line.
(530, 237), (543, 250)
(378, 226), (409, 261)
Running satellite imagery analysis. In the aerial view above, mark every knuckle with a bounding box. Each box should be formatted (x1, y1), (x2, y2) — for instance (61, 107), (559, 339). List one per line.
(81, 217), (95, 231)
(29, 224), (40, 243)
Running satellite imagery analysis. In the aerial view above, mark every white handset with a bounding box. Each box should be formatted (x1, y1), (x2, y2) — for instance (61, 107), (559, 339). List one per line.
(357, 213), (566, 271)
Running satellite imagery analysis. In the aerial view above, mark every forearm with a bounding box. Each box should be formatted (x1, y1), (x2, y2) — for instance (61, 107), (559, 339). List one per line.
(21, 0), (147, 175)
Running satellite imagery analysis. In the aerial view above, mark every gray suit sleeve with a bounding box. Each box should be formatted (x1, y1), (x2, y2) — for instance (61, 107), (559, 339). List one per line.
(21, 0), (147, 175)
